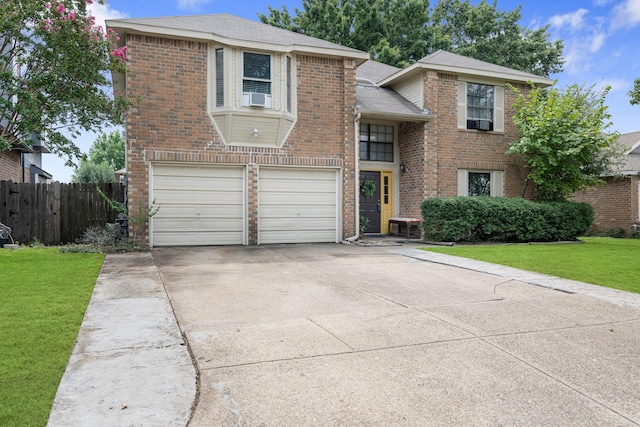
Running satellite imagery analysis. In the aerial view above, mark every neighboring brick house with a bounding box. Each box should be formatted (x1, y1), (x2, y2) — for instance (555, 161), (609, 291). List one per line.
(572, 131), (640, 234)
(107, 14), (553, 247)
(0, 138), (52, 183)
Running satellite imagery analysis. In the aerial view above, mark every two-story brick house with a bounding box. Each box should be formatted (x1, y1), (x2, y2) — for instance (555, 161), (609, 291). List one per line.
(107, 14), (552, 247)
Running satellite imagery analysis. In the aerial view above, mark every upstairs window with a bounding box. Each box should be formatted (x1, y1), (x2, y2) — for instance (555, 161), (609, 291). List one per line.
(457, 82), (504, 132)
(467, 84), (494, 131)
(242, 52), (272, 108)
(360, 124), (394, 162)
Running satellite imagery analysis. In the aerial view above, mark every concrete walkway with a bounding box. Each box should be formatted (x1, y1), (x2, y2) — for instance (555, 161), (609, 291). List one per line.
(48, 243), (640, 426)
(47, 253), (196, 427)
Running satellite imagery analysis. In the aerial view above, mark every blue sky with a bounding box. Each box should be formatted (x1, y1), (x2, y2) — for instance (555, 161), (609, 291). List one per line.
(46, 0), (640, 182)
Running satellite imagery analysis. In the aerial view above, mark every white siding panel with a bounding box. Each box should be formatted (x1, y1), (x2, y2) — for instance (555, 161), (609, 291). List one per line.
(259, 167), (338, 244)
(151, 163), (244, 246)
(392, 77), (423, 109)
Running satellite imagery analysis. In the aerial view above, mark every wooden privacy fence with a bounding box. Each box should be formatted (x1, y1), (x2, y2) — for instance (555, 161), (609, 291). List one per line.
(0, 181), (125, 245)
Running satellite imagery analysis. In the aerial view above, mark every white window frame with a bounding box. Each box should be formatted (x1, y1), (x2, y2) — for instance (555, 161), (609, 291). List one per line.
(457, 170), (504, 197)
(242, 51), (273, 108)
(457, 81), (504, 132)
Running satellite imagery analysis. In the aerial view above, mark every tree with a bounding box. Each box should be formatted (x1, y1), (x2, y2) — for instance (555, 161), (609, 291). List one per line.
(88, 131), (125, 170)
(72, 160), (117, 183)
(0, 0), (130, 166)
(507, 83), (623, 202)
(630, 78), (640, 105)
(259, 0), (563, 75)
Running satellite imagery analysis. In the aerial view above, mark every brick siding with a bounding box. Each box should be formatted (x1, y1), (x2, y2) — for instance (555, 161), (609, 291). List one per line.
(572, 175), (640, 233)
(124, 35), (356, 244)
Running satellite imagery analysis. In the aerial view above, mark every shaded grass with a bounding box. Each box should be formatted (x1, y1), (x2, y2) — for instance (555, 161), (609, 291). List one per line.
(0, 248), (104, 427)
(422, 237), (639, 294)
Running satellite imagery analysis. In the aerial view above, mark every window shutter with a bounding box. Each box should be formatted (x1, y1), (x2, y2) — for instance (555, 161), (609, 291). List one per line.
(492, 171), (504, 196)
(494, 86), (504, 132)
(457, 169), (468, 196)
(457, 81), (467, 129)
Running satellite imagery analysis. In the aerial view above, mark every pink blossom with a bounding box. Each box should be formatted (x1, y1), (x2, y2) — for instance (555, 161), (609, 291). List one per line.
(56, 3), (65, 13)
(68, 12), (75, 20)
(45, 2), (51, 8)
(87, 0), (93, 3)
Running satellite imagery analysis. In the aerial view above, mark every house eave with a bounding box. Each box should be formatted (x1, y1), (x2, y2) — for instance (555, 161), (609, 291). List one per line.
(358, 110), (433, 122)
(379, 63), (554, 87)
(106, 21), (370, 63)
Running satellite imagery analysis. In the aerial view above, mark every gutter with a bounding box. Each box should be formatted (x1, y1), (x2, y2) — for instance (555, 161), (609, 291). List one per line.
(344, 109), (361, 242)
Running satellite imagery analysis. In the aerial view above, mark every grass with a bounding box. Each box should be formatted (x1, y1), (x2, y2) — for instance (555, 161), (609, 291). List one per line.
(0, 248), (104, 427)
(422, 237), (639, 294)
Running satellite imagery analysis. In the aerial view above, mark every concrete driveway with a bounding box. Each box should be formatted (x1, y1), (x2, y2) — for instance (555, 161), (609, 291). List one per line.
(153, 243), (640, 426)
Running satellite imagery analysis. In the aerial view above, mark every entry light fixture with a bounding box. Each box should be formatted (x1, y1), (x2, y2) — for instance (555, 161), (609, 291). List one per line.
(400, 164), (409, 173)
(251, 128), (260, 137)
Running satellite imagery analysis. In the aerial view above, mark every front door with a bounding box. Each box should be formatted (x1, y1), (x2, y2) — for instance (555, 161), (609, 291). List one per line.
(359, 171), (380, 233)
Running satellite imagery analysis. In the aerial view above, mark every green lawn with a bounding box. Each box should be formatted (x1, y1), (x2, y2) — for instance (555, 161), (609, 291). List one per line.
(0, 248), (104, 427)
(422, 237), (639, 294)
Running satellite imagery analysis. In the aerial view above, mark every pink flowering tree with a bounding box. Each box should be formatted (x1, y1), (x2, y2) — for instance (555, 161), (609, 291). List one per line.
(0, 0), (130, 165)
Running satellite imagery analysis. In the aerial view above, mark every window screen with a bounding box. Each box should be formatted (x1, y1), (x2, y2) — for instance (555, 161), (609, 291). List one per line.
(243, 52), (271, 94)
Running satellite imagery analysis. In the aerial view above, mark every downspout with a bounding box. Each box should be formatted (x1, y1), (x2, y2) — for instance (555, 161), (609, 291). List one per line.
(345, 108), (361, 242)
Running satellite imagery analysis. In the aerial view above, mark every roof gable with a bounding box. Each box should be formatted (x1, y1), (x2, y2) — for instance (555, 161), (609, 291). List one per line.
(379, 49), (554, 87)
(107, 14), (369, 60)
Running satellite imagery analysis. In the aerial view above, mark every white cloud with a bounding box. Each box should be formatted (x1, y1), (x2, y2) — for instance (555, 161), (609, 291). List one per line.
(88, 3), (128, 30)
(593, 77), (629, 93)
(560, 27), (608, 74)
(549, 8), (589, 30)
(593, 0), (613, 6)
(177, 0), (214, 11)
(612, 0), (640, 29)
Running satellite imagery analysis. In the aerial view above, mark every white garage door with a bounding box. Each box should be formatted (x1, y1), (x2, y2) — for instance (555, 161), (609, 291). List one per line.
(151, 163), (244, 246)
(259, 167), (339, 244)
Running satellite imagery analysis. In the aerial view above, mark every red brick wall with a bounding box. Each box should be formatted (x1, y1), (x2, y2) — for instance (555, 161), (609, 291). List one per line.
(571, 176), (640, 233)
(396, 75), (533, 221)
(0, 150), (29, 182)
(124, 34), (356, 244)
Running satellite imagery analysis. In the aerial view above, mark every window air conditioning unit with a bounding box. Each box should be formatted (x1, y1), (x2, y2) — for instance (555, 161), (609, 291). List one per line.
(242, 92), (268, 107)
(478, 120), (491, 131)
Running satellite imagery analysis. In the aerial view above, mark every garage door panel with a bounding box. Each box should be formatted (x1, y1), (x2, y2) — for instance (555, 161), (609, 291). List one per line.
(154, 176), (243, 192)
(259, 167), (338, 244)
(260, 205), (336, 218)
(259, 230), (337, 244)
(152, 164), (244, 246)
(153, 231), (243, 247)
(155, 165), (243, 179)
(260, 193), (337, 206)
(153, 191), (243, 206)
(260, 180), (336, 193)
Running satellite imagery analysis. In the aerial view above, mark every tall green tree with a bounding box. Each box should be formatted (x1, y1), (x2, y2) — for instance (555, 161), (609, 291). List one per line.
(0, 0), (130, 166)
(88, 131), (125, 170)
(72, 160), (117, 183)
(259, 0), (563, 75)
(508, 83), (623, 202)
(630, 78), (640, 105)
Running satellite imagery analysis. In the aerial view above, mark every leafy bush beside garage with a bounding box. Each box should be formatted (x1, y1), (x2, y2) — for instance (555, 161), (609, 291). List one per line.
(420, 197), (594, 242)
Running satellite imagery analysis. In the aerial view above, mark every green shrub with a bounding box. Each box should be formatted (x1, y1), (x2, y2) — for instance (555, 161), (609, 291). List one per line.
(420, 197), (594, 242)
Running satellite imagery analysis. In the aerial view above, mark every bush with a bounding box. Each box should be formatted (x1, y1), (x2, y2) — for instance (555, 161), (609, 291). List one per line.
(58, 224), (148, 253)
(420, 197), (594, 242)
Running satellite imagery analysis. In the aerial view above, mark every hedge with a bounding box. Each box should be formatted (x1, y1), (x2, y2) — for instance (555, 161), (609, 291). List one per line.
(420, 197), (594, 242)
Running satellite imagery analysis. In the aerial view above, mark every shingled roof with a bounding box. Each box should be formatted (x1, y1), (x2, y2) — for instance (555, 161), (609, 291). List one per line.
(107, 14), (368, 59)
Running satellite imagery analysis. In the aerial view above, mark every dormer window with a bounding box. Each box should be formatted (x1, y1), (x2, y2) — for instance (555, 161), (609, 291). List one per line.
(242, 52), (272, 108)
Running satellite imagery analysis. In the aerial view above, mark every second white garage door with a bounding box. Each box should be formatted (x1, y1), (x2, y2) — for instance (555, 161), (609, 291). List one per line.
(259, 167), (339, 244)
(151, 163), (245, 246)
